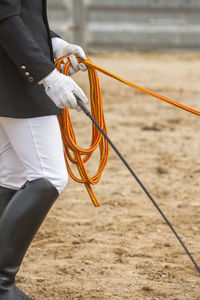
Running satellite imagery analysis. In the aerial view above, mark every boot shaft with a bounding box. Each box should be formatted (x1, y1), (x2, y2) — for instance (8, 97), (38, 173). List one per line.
(0, 178), (59, 295)
(0, 187), (17, 218)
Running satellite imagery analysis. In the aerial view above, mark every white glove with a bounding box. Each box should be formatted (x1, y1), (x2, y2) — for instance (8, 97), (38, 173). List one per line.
(52, 37), (87, 76)
(39, 69), (88, 111)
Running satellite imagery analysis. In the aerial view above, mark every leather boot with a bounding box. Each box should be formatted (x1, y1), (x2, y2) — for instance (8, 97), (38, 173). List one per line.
(0, 178), (59, 300)
(0, 186), (17, 218)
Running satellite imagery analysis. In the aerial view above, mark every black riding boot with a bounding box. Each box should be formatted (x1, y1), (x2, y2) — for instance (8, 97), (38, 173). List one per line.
(0, 178), (59, 300)
(0, 186), (17, 218)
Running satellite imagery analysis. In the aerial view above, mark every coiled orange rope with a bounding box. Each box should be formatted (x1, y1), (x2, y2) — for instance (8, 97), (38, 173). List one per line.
(56, 56), (109, 207)
(56, 55), (200, 207)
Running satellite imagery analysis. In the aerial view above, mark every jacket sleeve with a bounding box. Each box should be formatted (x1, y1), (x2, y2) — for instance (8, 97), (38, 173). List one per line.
(50, 30), (60, 39)
(0, 0), (56, 84)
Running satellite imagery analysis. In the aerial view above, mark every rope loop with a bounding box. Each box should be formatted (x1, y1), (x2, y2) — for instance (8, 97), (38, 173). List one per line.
(55, 56), (109, 207)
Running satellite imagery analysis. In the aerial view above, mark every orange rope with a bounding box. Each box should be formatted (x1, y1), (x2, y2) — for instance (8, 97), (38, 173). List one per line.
(56, 56), (109, 207)
(82, 59), (200, 117)
(56, 55), (200, 207)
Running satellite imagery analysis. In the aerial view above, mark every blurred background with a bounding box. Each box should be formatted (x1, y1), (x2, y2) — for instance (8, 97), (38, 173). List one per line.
(48, 0), (200, 51)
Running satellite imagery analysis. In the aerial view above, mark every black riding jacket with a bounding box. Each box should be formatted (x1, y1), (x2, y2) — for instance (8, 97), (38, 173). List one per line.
(0, 0), (61, 118)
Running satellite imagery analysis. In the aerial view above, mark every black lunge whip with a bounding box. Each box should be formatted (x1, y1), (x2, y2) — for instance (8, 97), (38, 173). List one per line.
(77, 98), (200, 274)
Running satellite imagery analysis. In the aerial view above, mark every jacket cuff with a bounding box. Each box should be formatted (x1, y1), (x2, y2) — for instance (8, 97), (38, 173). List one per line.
(50, 30), (61, 39)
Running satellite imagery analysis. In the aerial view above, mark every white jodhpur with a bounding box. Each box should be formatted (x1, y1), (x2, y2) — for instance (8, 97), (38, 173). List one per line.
(0, 115), (68, 193)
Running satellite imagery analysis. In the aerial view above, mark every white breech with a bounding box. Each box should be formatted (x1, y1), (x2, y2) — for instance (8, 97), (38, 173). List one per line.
(0, 115), (68, 194)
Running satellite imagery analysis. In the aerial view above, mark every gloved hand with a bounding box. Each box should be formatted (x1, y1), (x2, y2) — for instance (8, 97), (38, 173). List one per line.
(52, 37), (87, 76)
(39, 69), (88, 111)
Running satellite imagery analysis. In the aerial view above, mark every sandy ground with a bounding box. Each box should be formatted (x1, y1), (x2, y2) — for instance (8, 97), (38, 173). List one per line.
(18, 52), (200, 299)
